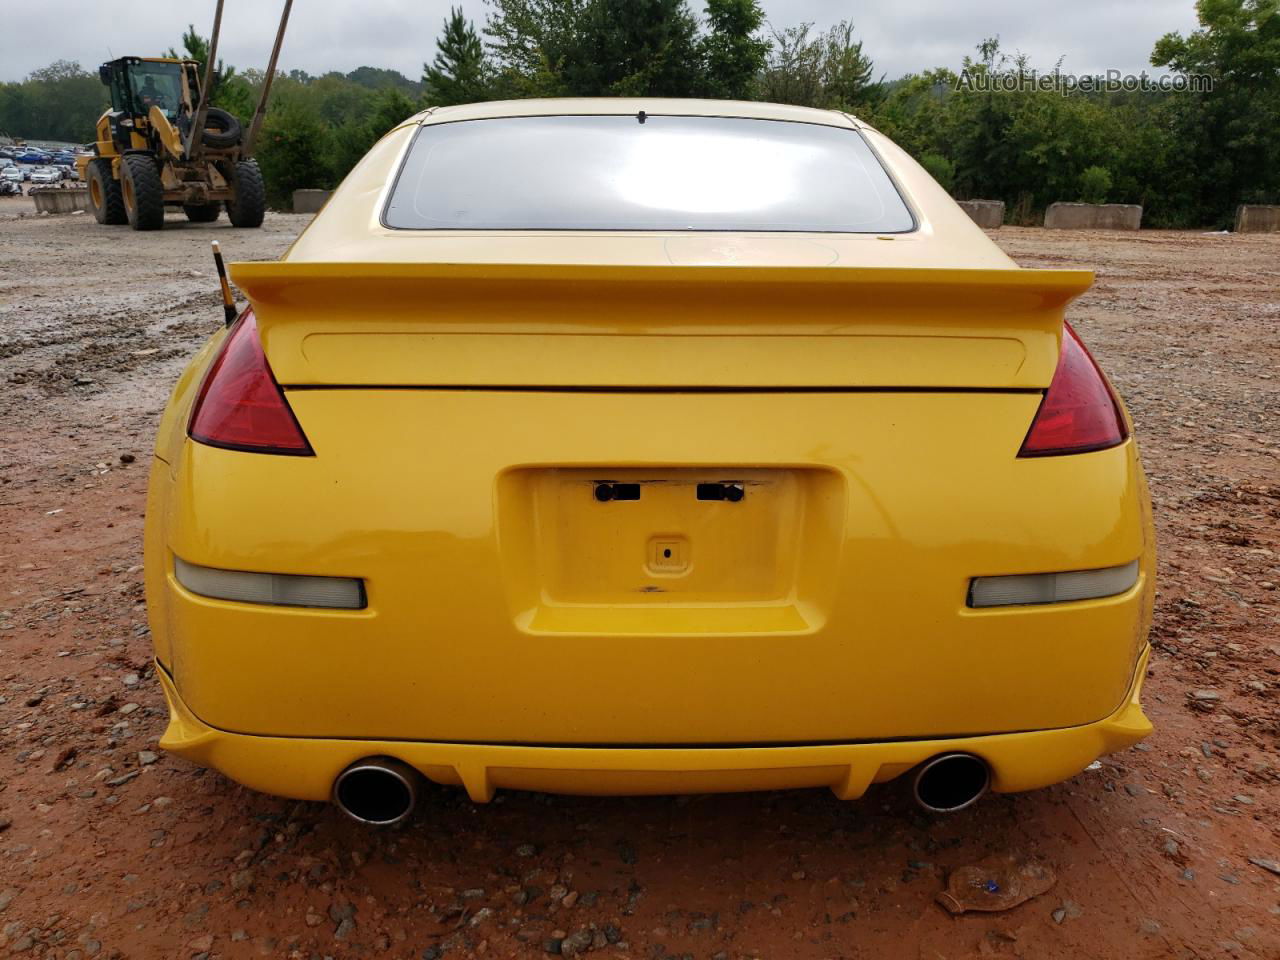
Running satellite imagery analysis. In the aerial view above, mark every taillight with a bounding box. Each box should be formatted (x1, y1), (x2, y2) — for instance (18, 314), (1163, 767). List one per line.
(188, 310), (313, 456)
(1018, 322), (1127, 457)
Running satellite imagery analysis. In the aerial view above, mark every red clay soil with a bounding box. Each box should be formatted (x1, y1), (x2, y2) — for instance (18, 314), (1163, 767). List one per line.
(0, 211), (1277, 960)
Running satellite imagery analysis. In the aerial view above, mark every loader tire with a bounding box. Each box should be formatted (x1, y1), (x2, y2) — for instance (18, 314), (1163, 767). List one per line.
(201, 108), (243, 149)
(183, 202), (222, 223)
(87, 158), (126, 225)
(225, 159), (266, 228)
(121, 154), (165, 231)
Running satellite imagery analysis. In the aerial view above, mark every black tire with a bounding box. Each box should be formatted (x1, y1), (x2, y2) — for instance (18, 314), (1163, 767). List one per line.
(225, 159), (266, 228)
(121, 154), (165, 230)
(87, 157), (126, 225)
(183, 202), (221, 223)
(201, 108), (243, 149)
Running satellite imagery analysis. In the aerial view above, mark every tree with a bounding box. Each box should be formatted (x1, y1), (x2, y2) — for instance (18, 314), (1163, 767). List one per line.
(579, 0), (703, 95)
(1078, 165), (1113, 204)
(940, 38), (1020, 202)
(484, 0), (705, 96)
(331, 87), (419, 180)
(165, 25), (238, 90)
(821, 21), (878, 108)
(484, 0), (589, 91)
(920, 153), (956, 192)
(424, 7), (492, 105)
(699, 0), (770, 99)
(254, 98), (333, 205)
(871, 69), (956, 160)
(165, 24), (254, 118)
(759, 21), (877, 110)
(310, 72), (374, 126)
(0, 61), (105, 142)
(1151, 0), (1280, 224)
(368, 87), (419, 138)
(167, 25), (226, 80)
(347, 66), (424, 98)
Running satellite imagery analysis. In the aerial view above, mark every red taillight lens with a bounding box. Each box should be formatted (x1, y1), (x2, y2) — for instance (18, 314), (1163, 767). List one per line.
(188, 310), (313, 456)
(1019, 323), (1128, 457)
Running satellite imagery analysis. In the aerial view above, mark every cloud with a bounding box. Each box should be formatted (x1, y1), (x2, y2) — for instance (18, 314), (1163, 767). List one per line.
(4, 0), (1201, 83)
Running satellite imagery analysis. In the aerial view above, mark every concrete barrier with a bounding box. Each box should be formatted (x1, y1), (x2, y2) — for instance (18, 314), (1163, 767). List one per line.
(956, 200), (1005, 229)
(1235, 205), (1280, 233)
(1044, 202), (1142, 231)
(30, 186), (91, 215)
(292, 189), (331, 214)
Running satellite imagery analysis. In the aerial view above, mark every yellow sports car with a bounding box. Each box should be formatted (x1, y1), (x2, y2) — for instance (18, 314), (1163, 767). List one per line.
(145, 99), (1154, 824)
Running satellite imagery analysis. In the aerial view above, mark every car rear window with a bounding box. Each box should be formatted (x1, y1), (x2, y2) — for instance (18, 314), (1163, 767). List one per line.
(383, 114), (915, 233)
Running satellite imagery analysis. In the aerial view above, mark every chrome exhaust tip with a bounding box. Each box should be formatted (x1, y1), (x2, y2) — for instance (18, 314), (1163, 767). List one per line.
(332, 757), (419, 826)
(911, 753), (990, 813)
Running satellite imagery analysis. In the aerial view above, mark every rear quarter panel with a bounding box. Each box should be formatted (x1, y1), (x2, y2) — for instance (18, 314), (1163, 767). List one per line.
(145, 327), (226, 668)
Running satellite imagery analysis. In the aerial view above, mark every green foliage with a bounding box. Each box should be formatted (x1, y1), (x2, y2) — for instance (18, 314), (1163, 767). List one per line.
(368, 87), (420, 139)
(485, 0), (703, 96)
(584, 0), (704, 95)
(165, 23), (248, 117)
(214, 78), (257, 123)
(0, 61), (105, 143)
(346, 66), (424, 97)
(870, 38), (1174, 218)
(870, 70), (955, 158)
(5, 5), (1274, 227)
(484, 0), (591, 94)
(165, 24), (231, 81)
(1150, 0), (1280, 225)
(699, 0), (771, 99)
(920, 153), (956, 191)
(425, 7), (492, 105)
(254, 97), (334, 205)
(330, 87), (420, 179)
(759, 21), (878, 110)
(1078, 165), (1113, 204)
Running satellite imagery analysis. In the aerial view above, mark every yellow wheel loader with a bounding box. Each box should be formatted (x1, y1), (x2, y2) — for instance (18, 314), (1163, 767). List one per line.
(78, 1), (293, 231)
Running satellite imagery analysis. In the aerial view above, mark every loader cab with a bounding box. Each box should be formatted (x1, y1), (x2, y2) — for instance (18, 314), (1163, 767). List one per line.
(98, 58), (197, 148)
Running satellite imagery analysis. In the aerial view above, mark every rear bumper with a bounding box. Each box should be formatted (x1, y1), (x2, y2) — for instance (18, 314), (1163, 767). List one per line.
(157, 645), (1151, 804)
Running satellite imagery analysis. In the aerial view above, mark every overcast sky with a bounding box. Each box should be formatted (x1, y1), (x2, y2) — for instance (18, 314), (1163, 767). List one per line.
(5, 1), (1200, 84)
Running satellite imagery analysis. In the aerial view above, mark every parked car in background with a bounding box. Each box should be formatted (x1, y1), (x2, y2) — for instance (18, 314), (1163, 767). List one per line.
(0, 164), (22, 183)
(16, 151), (51, 164)
(29, 167), (62, 184)
(51, 154), (75, 167)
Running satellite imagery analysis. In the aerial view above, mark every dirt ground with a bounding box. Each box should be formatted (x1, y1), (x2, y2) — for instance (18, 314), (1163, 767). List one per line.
(0, 206), (1277, 960)
(0, 194), (38, 218)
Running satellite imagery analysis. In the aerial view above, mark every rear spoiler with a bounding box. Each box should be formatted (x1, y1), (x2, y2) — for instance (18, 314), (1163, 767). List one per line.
(229, 262), (1094, 390)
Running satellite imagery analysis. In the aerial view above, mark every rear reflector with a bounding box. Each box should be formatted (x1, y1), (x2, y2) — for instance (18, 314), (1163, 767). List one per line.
(1018, 323), (1127, 457)
(969, 560), (1139, 608)
(174, 557), (365, 609)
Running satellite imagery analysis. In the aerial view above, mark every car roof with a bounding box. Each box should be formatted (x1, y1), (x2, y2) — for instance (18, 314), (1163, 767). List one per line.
(410, 97), (862, 130)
